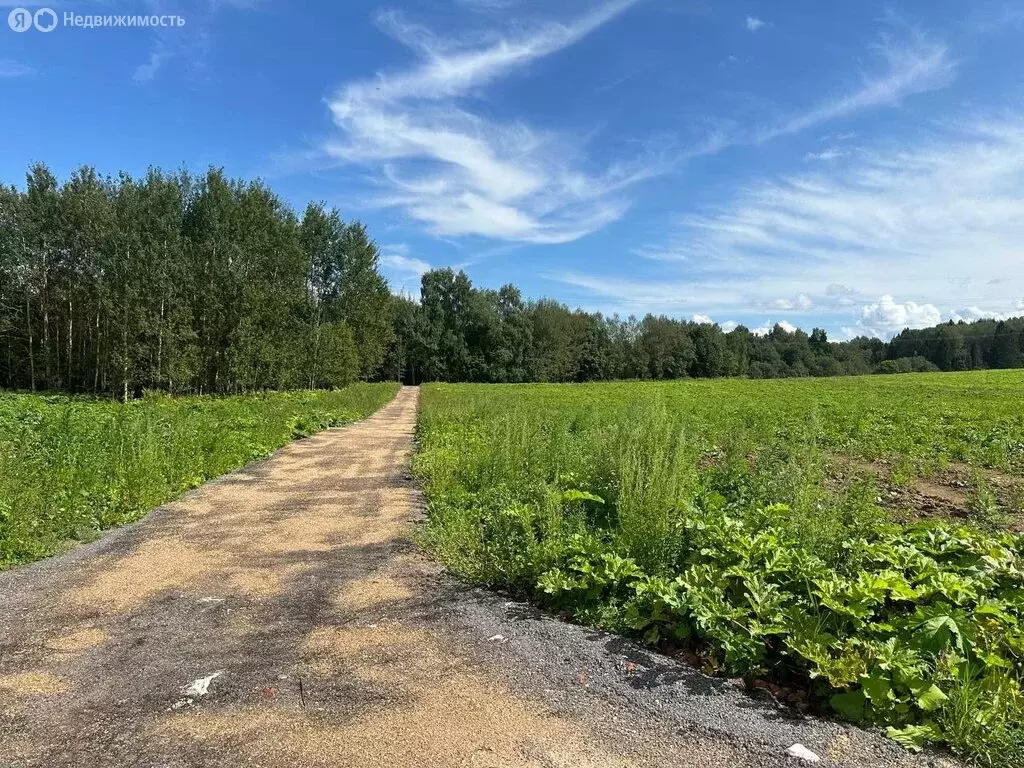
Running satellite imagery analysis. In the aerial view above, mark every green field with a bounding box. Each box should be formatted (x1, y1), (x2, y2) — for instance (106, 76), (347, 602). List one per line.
(0, 383), (399, 569)
(415, 371), (1024, 765)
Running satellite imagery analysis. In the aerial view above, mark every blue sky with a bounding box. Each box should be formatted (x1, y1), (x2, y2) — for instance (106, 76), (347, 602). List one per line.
(2, 0), (1023, 339)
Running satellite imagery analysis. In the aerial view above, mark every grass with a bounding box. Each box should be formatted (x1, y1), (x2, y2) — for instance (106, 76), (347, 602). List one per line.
(414, 372), (1024, 766)
(0, 383), (399, 569)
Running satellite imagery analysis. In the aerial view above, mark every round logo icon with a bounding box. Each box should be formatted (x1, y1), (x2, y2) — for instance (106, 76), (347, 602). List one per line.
(7, 8), (33, 32)
(34, 8), (58, 32)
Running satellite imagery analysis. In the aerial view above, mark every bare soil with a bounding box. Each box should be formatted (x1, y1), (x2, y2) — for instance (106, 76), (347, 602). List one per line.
(831, 456), (1024, 530)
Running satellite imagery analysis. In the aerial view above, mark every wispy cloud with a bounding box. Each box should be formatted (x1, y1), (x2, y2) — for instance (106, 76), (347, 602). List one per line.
(659, 27), (956, 171)
(0, 59), (34, 78)
(323, 0), (661, 244)
(560, 115), (1024, 334)
(969, 2), (1024, 35)
(804, 147), (848, 162)
(745, 16), (765, 32)
(133, 47), (170, 84)
(756, 29), (955, 142)
(133, 0), (265, 84)
(676, 117), (1024, 276)
(456, 0), (521, 11)
(379, 243), (432, 295)
(380, 244), (432, 277)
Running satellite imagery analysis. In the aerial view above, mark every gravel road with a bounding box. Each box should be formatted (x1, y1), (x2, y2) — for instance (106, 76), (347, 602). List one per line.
(0, 386), (959, 767)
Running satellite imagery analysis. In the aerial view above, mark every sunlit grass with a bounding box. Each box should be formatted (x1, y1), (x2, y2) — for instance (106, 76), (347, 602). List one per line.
(415, 372), (1024, 766)
(0, 383), (399, 568)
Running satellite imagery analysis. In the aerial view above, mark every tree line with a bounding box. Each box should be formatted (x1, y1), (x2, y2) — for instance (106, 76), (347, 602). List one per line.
(2, 164), (1022, 395)
(385, 269), (1024, 383)
(0, 164), (392, 397)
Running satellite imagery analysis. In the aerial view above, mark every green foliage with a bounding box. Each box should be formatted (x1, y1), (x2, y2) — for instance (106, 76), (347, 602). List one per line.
(0, 383), (398, 568)
(6, 164), (1020, 394)
(415, 375), (1024, 767)
(0, 164), (395, 395)
(967, 476), (1007, 531)
(875, 357), (941, 375)
(387, 267), (1024, 386)
(309, 322), (360, 389)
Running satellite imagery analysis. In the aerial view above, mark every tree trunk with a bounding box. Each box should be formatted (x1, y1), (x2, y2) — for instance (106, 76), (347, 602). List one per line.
(157, 296), (164, 388)
(122, 323), (129, 402)
(93, 310), (100, 393)
(41, 242), (50, 388)
(25, 290), (35, 391)
(67, 299), (73, 389)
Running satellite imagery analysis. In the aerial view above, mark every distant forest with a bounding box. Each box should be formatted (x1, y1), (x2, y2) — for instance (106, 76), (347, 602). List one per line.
(388, 273), (1024, 384)
(1, 164), (1022, 395)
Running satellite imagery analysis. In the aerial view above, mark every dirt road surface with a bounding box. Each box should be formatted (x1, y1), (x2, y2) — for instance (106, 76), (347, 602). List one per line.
(0, 387), (950, 767)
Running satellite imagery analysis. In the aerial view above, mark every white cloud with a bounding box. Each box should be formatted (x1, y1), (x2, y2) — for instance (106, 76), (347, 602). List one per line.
(0, 60), (33, 78)
(849, 300), (1018, 339)
(764, 294), (814, 312)
(947, 306), (1015, 323)
(855, 295), (941, 338)
(556, 110), (1024, 339)
(745, 16), (765, 32)
(380, 244), (432, 277)
(634, 244), (691, 262)
(554, 271), (740, 314)
(970, 4), (1024, 35)
(756, 29), (955, 142)
(824, 283), (861, 307)
(625, 116), (1024, 322)
(660, 28), (956, 169)
(325, 0), (658, 244)
(379, 244), (432, 294)
(805, 147), (848, 162)
(692, 314), (741, 332)
(133, 47), (169, 84)
(457, 0), (520, 10)
(751, 321), (797, 336)
(132, 0), (267, 84)
(0, 59), (33, 77)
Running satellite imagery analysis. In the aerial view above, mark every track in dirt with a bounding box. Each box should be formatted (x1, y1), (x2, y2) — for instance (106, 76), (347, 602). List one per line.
(0, 387), (944, 767)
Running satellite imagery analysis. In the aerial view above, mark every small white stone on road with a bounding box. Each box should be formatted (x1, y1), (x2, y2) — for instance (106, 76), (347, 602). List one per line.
(785, 744), (821, 763)
(487, 634), (507, 643)
(183, 671), (223, 697)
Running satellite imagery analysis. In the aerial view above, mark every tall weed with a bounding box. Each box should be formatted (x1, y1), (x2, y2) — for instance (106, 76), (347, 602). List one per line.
(416, 376), (1024, 767)
(0, 384), (398, 568)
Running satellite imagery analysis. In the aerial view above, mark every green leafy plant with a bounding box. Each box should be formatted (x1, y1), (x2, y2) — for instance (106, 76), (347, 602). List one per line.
(415, 376), (1024, 767)
(0, 384), (398, 569)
